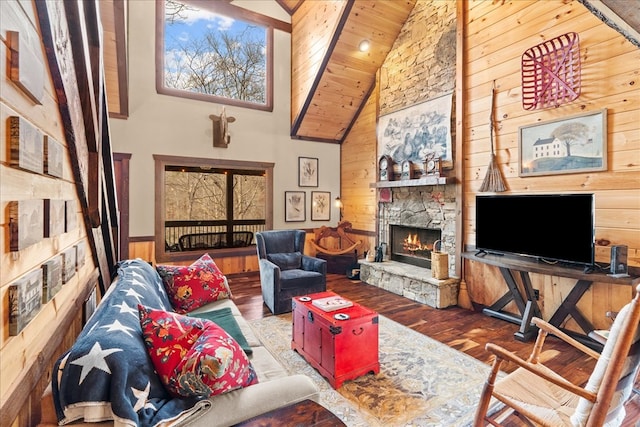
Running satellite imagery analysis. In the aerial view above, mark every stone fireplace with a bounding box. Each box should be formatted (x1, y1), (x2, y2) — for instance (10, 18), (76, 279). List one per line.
(359, 184), (459, 309)
(380, 184), (456, 273)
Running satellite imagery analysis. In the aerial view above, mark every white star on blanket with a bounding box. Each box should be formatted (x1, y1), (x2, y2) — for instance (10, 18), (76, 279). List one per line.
(114, 301), (138, 318)
(71, 342), (123, 383)
(101, 319), (136, 337)
(130, 272), (149, 289)
(132, 382), (157, 412)
(132, 270), (166, 296)
(121, 288), (144, 303)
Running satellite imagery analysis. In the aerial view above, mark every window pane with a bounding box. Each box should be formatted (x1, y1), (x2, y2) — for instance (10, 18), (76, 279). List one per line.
(163, 0), (267, 104)
(156, 155), (273, 261)
(233, 174), (265, 220)
(165, 169), (226, 220)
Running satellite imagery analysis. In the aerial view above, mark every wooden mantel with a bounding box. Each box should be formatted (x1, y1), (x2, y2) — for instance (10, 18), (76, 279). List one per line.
(369, 176), (452, 188)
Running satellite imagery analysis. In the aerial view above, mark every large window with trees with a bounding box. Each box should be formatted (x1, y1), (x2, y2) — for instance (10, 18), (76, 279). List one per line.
(155, 155), (274, 262)
(157, 0), (274, 110)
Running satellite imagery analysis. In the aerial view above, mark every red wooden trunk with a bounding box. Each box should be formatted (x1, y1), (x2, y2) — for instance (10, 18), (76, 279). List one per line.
(291, 291), (380, 389)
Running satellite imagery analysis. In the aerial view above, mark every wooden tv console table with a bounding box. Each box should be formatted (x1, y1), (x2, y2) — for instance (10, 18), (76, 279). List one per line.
(462, 251), (640, 350)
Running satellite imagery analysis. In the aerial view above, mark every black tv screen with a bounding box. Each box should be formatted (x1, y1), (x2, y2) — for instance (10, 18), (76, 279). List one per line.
(475, 193), (595, 267)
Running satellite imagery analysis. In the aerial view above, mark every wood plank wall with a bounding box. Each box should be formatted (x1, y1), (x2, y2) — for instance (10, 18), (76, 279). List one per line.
(0, 2), (101, 425)
(462, 0), (639, 328)
(463, 1), (639, 260)
(129, 240), (261, 273)
(0, 0), (119, 424)
(340, 0), (639, 330)
(130, 236), (379, 273)
(339, 79), (378, 256)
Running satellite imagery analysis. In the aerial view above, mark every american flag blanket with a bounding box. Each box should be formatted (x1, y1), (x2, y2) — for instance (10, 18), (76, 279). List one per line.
(52, 259), (209, 426)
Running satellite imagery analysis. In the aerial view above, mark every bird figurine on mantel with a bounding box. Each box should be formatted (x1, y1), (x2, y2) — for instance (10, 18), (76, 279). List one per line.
(209, 107), (236, 148)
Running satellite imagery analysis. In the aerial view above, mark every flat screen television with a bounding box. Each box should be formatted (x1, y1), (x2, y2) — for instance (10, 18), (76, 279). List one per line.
(475, 193), (595, 267)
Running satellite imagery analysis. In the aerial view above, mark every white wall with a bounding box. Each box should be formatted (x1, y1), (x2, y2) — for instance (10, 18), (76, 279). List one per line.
(109, 0), (341, 237)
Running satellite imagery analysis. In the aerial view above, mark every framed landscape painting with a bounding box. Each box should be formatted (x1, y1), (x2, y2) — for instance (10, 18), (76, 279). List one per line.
(8, 269), (43, 335)
(9, 199), (44, 251)
(519, 109), (607, 177)
(42, 255), (63, 302)
(285, 191), (305, 222)
(9, 115), (44, 174)
(377, 93), (453, 169)
(62, 246), (77, 283)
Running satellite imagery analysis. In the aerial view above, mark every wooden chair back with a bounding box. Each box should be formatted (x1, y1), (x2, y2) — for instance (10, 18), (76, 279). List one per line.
(574, 285), (640, 426)
(474, 283), (640, 427)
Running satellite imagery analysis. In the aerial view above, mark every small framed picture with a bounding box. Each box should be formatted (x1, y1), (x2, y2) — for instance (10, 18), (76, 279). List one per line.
(298, 157), (318, 187)
(519, 109), (607, 177)
(311, 191), (331, 221)
(285, 191), (306, 222)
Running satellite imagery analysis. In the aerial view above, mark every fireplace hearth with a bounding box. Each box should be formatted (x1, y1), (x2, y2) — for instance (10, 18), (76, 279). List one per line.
(390, 225), (441, 269)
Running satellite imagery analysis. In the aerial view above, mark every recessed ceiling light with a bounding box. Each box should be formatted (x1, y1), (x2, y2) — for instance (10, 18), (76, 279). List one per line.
(359, 39), (370, 52)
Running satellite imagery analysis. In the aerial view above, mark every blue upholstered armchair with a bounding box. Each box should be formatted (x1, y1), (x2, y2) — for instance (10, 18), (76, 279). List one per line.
(256, 230), (327, 314)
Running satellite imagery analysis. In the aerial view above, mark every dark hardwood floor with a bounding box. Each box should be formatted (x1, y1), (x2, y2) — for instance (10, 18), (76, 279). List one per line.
(228, 272), (640, 427)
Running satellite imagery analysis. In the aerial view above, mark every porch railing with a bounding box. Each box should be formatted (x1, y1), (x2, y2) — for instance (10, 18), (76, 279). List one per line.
(164, 220), (266, 251)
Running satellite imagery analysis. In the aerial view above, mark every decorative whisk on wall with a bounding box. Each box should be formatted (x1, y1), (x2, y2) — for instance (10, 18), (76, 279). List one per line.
(479, 80), (507, 193)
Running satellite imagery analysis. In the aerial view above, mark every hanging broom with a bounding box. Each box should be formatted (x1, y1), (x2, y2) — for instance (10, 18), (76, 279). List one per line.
(479, 80), (507, 192)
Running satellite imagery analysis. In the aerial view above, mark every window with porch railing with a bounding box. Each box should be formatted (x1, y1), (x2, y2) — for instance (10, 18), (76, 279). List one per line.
(154, 155), (273, 262)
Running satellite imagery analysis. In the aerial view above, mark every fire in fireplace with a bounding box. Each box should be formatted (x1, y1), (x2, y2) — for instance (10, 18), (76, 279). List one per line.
(403, 233), (430, 254)
(390, 225), (442, 269)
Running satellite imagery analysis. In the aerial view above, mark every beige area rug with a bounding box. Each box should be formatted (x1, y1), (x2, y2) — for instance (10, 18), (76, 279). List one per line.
(249, 313), (503, 427)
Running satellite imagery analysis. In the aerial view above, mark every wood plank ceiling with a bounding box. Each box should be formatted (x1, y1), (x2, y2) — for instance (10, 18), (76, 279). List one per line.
(288, 0), (416, 143)
(102, 0), (638, 143)
(99, 0), (128, 118)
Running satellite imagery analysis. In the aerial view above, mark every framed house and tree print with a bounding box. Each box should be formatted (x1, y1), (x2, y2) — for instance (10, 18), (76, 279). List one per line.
(519, 109), (607, 177)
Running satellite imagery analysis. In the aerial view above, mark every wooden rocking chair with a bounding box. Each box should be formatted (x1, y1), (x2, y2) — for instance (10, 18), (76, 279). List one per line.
(474, 283), (640, 427)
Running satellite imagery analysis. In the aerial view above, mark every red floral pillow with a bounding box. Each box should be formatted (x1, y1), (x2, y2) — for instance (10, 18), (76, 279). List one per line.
(157, 253), (231, 314)
(138, 305), (258, 398)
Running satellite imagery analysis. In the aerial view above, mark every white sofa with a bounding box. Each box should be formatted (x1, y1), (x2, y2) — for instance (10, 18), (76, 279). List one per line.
(38, 259), (319, 427)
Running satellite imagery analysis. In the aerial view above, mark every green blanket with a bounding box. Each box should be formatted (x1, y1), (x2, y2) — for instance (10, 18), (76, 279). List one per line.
(189, 307), (252, 355)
